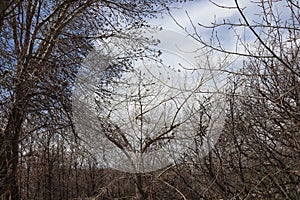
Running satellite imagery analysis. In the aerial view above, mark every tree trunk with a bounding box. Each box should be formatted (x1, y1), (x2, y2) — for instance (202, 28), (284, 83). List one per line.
(135, 173), (147, 200)
(0, 82), (28, 200)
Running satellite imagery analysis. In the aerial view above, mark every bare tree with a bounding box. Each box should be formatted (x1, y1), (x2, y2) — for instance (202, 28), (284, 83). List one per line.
(171, 0), (300, 199)
(0, 0), (170, 199)
(70, 27), (229, 198)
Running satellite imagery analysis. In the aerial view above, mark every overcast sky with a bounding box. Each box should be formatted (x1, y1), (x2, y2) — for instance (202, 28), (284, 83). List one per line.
(151, 0), (292, 50)
(150, 0), (253, 52)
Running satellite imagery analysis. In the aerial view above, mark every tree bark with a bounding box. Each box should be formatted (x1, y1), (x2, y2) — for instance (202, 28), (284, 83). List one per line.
(135, 173), (147, 200)
(0, 79), (28, 200)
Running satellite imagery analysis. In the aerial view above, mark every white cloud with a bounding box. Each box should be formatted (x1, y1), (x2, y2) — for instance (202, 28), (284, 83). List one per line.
(151, 0), (241, 33)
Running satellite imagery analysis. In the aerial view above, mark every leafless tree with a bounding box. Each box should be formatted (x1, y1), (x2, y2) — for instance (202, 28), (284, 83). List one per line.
(170, 0), (300, 199)
(0, 0), (170, 199)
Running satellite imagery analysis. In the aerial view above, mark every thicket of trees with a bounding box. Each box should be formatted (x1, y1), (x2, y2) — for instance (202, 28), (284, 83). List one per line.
(0, 0), (168, 199)
(0, 0), (299, 199)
